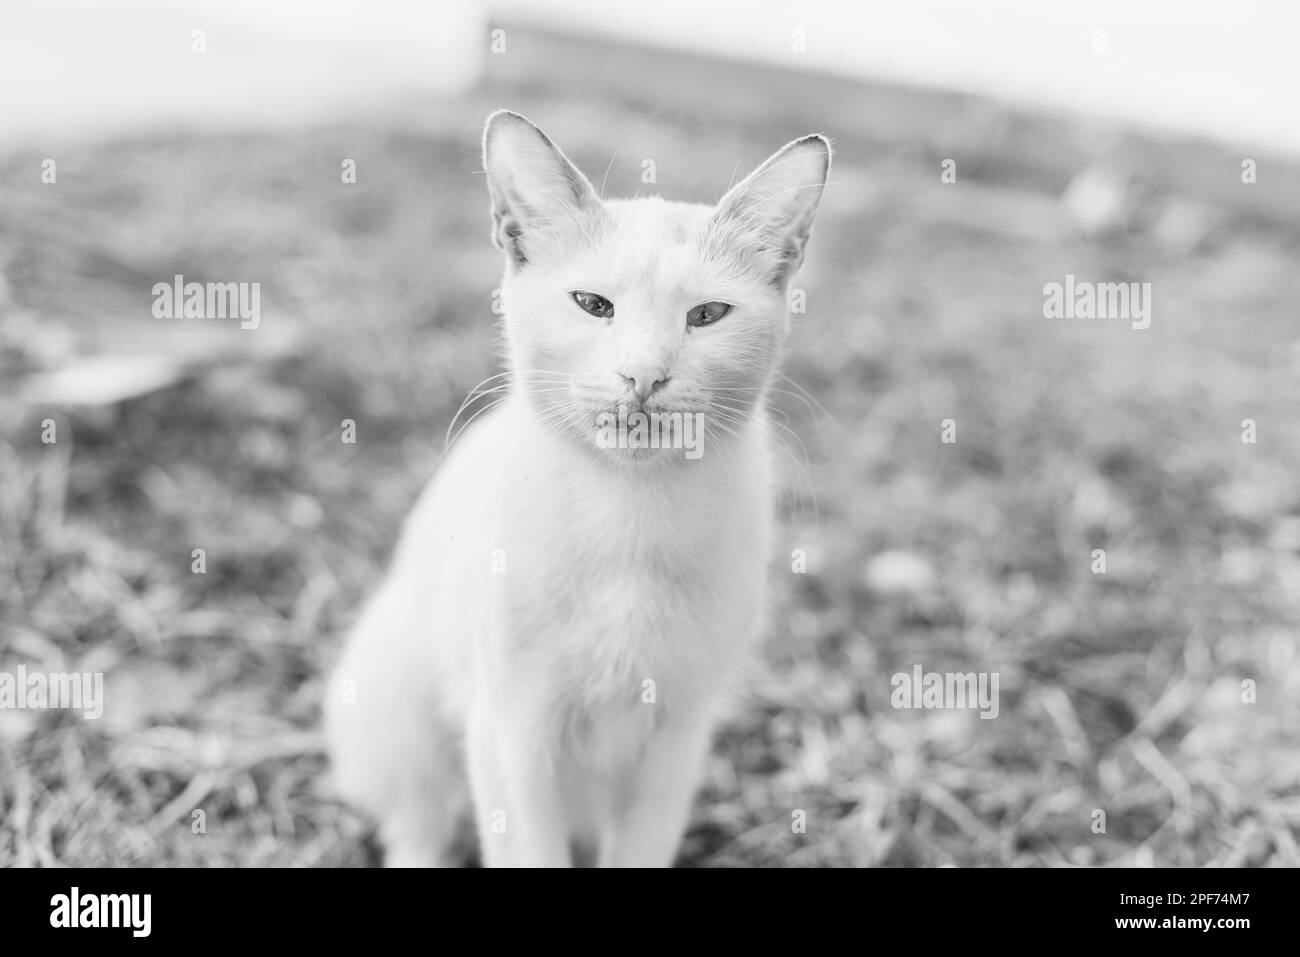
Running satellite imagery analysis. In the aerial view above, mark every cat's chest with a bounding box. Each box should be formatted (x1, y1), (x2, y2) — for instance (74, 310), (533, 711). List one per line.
(506, 511), (751, 639)
(498, 475), (768, 689)
(508, 473), (763, 604)
(483, 423), (773, 702)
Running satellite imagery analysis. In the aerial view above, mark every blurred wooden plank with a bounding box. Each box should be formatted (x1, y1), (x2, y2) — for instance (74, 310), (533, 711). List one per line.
(11, 313), (303, 408)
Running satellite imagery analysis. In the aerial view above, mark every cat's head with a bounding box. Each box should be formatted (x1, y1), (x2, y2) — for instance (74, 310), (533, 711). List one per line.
(482, 110), (829, 465)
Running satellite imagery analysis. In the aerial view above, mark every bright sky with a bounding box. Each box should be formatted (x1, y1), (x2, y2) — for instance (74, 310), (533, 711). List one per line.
(1, 0), (1294, 155)
(497, 0), (1298, 155)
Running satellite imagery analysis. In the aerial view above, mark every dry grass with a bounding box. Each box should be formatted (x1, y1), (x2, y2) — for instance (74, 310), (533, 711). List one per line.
(2, 29), (1299, 867)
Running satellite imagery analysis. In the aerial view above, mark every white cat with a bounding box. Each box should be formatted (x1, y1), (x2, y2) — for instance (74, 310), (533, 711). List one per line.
(324, 110), (830, 867)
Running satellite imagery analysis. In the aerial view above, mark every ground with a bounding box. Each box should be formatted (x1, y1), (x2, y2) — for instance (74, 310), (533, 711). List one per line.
(1, 28), (1298, 866)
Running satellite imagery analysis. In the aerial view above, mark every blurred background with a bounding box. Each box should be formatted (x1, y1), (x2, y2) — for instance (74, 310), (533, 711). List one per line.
(1, 0), (1297, 866)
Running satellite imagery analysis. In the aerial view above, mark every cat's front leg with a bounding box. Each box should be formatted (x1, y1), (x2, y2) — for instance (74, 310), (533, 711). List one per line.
(466, 692), (572, 867)
(597, 711), (716, 868)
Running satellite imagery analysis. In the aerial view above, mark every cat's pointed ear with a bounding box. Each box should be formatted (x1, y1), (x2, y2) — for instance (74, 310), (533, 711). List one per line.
(482, 110), (599, 265)
(711, 135), (831, 286)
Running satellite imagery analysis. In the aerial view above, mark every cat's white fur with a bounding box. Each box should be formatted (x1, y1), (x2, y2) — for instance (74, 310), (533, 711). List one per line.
(325, 111), (830, 867)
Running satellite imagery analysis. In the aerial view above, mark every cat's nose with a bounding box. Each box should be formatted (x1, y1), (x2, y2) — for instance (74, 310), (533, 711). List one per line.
(619, 366), (669, 404)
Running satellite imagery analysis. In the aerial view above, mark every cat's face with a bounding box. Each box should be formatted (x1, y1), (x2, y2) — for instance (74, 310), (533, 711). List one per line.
(483, 111), (829, 465)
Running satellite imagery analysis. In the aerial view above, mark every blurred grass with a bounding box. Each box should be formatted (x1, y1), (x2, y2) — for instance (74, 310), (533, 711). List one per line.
(2, 26), (1299, 867)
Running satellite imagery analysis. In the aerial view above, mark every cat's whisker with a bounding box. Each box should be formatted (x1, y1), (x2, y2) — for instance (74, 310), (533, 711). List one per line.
(704, 400), (818, 526)
(444, 375), (511, 450)
(445, 369), (581, 450)
(702, 421), (737, 487)
(724, 160), (742, 192)
(445, 394), (513, 452)
(778, 373), (839, 429)
(708, 383), (828, 423)
(760, 422), (819, 527)
(598, 153), (617, 198)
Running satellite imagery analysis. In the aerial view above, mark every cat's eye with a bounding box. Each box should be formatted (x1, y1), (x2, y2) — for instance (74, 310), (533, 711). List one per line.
(571, 290), (614, 319)
(687, 301), (731, 327)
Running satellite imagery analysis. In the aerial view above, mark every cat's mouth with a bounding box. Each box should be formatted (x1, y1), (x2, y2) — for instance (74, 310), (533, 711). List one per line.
(580, 405), (710, 464)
